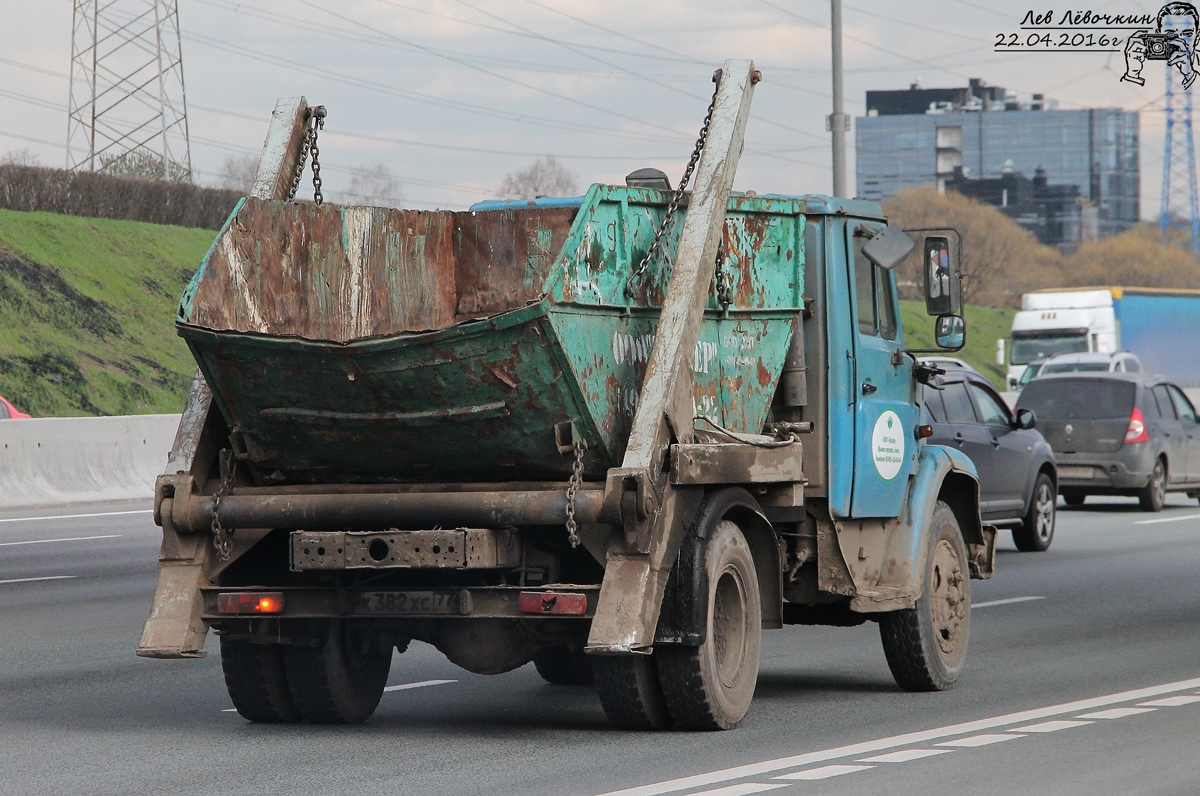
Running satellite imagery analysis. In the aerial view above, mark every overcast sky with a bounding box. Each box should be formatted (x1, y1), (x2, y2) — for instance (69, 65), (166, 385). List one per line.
(0, 0), (1175, 216)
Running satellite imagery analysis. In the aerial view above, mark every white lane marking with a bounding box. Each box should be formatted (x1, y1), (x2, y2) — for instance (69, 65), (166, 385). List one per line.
(0, 510), (152, 524)
(686, 785), (787, 796)
(1078, 707), (1156, 719)
(383, 679), (456, 692)
(974, 596), (1045, 609)
(1135, 513), (1200, 525)
(591, 676), (1200, 796)
(1140, 695), (1200, 707)
(222, 708), (237, 713)
(775, 765), (872, 781)
(936, 734), (1023, 748)
(0, 534), (122, 547)
(1011, 720), (1092, 733)
(858, 749), (952, 763)
(0, 575), (78, 585)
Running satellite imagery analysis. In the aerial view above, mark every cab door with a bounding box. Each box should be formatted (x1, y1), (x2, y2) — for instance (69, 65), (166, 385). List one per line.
(845, 222), (916, 517)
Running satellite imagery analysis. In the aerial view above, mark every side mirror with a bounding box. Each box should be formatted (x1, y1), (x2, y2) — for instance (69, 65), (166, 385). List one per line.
(861, 226), (916, 270)
(922, 236), (961, 315)
(1014, 408), (1037, 430)
(934, 314), (965, 350)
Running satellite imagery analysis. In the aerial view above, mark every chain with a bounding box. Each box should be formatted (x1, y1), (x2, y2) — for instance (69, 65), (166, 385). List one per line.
(625, 74), (722, 298)
(310, 113), (324, 205)
(286, 106), (326, 204)
(211, 448), (237, 561)
(564, 440), (585, 549)
(714, 237), (732, 308)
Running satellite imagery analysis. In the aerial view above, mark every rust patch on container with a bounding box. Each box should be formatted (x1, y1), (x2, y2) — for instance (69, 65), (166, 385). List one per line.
(185, 198), (575, 343)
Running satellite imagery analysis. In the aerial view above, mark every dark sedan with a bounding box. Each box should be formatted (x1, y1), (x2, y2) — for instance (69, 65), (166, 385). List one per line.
(1016, 373), (1200, 511)
(920, 364), (1058, 551)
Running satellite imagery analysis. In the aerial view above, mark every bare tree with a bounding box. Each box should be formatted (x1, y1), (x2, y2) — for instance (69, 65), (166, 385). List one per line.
(0, 148), (41, 166)
(218, 154), (258, 192)
(99, 149), (191, 183)
(497, 156), (577, 199)
(339, 162), (403, 208)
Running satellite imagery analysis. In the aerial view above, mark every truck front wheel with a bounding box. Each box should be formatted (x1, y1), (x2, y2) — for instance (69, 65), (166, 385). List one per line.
(283, 621), (392, 724)
(220, 636), (299, 723)
(879, 502), (970, 692)
(657, 519), (762, 730)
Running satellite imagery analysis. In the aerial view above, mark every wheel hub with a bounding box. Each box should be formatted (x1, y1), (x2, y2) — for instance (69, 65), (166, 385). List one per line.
(929, 539), (966, 656)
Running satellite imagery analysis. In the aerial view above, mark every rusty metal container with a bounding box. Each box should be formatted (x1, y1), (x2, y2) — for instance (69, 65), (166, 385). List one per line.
(178, 185), (805, 482)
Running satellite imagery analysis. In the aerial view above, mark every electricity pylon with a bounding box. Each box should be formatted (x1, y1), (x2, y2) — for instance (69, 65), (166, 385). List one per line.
(67, 0), (192, 181)
(1160, 60), (1200, 255)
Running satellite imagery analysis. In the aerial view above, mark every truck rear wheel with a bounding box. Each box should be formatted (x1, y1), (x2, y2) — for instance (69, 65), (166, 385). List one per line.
(283, 621), (392, 724)
(658, 519), (762, 730)
(879, 502), (970, 692)
(593, 653), (672, 729)
(220, 637), (299, 723)
(533, 645), (594, 685)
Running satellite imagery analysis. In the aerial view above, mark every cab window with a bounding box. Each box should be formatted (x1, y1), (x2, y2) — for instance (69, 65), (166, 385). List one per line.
(853, 234), (899, 341)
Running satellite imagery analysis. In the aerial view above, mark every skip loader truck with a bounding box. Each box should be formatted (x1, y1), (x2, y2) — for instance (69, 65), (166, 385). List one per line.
(139, 60), (994, 730)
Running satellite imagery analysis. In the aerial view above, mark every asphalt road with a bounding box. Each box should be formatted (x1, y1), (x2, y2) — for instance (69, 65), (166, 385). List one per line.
(2, 495), (1199, 796)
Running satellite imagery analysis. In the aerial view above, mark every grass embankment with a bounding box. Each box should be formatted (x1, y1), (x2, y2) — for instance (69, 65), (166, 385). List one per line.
(0, 207), (1018, 417)
(0, 209), (213, 416)
(901, 300), (1016, 386)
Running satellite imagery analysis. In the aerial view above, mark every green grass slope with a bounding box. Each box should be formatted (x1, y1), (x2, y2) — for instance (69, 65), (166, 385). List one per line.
(901, 300), (1016, 386)
(0, 209), (213, 416)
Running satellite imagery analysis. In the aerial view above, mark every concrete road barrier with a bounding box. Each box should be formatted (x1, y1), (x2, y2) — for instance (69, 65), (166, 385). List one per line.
(0, 414), (179, 510)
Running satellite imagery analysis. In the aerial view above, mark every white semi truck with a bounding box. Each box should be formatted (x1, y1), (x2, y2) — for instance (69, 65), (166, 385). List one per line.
(1005, 287), (1200, 390)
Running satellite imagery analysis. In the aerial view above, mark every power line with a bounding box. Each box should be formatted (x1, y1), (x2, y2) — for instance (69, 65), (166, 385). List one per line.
(183, 31), (679, 144)
(191, 103), (677, 161)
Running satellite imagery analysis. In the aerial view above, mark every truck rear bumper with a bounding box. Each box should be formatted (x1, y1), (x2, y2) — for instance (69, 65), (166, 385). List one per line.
(201, 585), (599, 621)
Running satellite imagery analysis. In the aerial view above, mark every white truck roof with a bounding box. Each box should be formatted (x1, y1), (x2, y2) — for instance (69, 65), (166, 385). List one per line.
(1020, 289), (1114, 311)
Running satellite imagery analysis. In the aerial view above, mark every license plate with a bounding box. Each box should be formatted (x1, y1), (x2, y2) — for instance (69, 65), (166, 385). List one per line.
(355, 591), (460, 615)
(1058, 465), (1095, 479)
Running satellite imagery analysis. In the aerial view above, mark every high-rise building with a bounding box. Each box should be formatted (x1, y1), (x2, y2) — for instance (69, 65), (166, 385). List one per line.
(855, 79), (1139, 239)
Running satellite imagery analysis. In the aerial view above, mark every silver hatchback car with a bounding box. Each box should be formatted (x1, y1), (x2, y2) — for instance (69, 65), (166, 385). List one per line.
(1016, 373), (1200, 511)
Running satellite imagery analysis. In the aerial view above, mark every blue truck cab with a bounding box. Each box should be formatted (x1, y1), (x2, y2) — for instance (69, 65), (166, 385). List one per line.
(777, 195), (994, 690)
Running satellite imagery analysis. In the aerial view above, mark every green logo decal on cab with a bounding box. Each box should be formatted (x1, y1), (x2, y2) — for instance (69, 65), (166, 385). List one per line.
(872, 410), (905, 481)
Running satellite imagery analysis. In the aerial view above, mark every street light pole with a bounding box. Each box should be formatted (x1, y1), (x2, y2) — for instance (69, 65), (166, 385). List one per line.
(829, 0), (848, 197)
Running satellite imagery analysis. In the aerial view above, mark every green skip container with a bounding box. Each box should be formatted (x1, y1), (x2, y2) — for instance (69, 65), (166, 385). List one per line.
(178, 185), (805, 483)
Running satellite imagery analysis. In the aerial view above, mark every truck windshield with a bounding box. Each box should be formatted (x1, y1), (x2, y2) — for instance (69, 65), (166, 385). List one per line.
(1017, 378), (1135, 419)
(1010, 331), (1088, 365)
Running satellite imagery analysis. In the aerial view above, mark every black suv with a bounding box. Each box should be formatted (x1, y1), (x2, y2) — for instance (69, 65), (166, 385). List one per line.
(1016, 373), (1200, 511)
(920, 363), (1058, 551)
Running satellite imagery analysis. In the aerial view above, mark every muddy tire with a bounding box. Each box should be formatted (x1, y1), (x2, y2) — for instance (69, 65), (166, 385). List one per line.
(1061, 490), (1086, 506)
(1013, 473), (1056, 552)
(593, 653), (672, 729)
(1138, 458), (1167, 512)
(879, 502), (970, 692)
(282, 621), (391, 724)
(220, 637), (300, 723)
(658, 519), (762, 730)
(533, 646), (594, 686)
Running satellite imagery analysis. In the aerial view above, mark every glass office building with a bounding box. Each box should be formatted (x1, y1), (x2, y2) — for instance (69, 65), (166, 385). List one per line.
(856, 81), (1139, 238)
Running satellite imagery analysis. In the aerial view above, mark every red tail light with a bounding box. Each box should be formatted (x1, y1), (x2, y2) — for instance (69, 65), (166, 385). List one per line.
(1124, 407), (1149, 444)
(217, 592), (285, 615)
